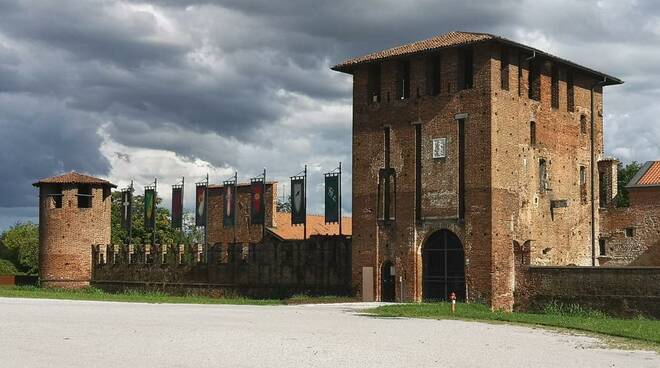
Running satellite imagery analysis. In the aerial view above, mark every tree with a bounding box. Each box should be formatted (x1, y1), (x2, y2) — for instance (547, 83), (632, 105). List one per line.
(0, 222), (39, 274)
(0, 259), (18, 275)
(615, 161), (642, 207)
(276, 195), (292, 213)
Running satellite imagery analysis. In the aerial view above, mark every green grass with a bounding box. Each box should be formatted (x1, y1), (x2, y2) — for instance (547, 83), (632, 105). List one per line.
(367, 302), (660, 345)
(0, 286), (282, 305)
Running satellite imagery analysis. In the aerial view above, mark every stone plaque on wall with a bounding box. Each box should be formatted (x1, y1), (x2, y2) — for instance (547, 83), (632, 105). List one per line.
(432, 137), (447, 159)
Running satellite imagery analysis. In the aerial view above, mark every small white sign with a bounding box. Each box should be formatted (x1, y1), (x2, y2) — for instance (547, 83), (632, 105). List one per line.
(432, 138), (447, 159)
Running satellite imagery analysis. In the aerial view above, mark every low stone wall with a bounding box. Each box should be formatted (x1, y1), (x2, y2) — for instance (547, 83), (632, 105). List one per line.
(514, 264), (660, 318)
(91, 235), (352, 299)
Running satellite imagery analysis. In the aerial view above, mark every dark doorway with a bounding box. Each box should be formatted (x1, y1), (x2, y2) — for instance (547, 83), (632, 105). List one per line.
(381, 260), (396, 302)
(422, 230), (465, 301)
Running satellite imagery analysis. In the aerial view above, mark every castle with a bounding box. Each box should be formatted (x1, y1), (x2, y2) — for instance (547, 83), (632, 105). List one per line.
(331, 31), (659, 309)
(33, 31), (659, 314)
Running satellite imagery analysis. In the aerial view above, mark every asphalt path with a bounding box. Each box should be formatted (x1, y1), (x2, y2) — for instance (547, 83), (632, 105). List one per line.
(0, 297), (657, 367)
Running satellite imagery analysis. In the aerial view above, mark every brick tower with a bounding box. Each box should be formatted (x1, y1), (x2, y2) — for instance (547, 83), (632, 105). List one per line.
(332, 31), (622, 309)
(33, 172), (115, 288)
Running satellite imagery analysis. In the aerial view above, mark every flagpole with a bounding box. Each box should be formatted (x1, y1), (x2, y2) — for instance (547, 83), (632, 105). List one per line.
(153, 178), (157, 246)
(181, 176), (185, 246)
(204, 173), (209, 261)
(262, 168), (266, 242)
(339, 162), (342, 237)
(303, 165), (307, 240)
(233, 171), (238, 244)
(129, 180), (133, 246)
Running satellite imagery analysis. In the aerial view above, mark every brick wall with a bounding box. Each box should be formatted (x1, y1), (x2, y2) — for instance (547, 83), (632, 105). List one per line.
(514, 263), (660, 318)
(599, 202), (660, 266)
(207, 183), (277, 245)
(39, 183), (111, 287)
(91, 235), (352, 298)
(349, 39), (610, 310)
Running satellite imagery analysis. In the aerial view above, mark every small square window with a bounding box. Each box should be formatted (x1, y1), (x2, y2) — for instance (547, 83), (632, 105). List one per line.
(432, 138), (447, 158)
(625, 228), (635, 237)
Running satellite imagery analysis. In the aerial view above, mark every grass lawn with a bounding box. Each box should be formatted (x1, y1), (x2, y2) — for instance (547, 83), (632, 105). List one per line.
(0, 286), (282, 305)
(367, 302), (660, 345)
(0, 286), (358, 306)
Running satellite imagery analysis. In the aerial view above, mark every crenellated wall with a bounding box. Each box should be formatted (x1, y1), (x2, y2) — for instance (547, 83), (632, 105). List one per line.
(91, 235), (352, 298)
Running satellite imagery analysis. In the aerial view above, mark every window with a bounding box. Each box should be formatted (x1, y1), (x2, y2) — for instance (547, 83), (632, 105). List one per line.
(517, 51), (523, 96)
(395, 59), (410, 100)
(583, 168), (590, 203)
(378, 168), (396, 221)
(530, 121), (536, 146)
(539, 159), (549, 192)
(415, 124), (422, 223)
(367, 63), (381, 103)
(432, 138), (447, 158)
(500, 46), (509, 91)
(567, 70), (575, 112)
(580, 114), (587, 135)
(528, 60), (541, 101)
(77, 184), (92, 208)
(426, 53), (441, 96)
(51, 184), (63, 208)
(599, 239), (606, 256)
(551, 64), (559, 109)
(378, 126), (395, 222)
(625, 228), (635, 237)
(458, 47), (474, 90)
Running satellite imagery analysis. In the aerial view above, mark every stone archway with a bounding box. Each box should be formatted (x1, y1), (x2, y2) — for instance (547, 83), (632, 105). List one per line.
(380, 260), (396, 302)
(422, 229), (466, 301)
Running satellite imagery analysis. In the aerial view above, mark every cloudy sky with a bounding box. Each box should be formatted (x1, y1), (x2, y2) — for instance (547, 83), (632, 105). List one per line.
(0, 0), (658, 230)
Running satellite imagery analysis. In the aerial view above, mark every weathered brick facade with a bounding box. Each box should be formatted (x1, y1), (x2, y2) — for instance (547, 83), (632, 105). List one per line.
(34, 172), (115, 288)
(333, 32), (622, 310)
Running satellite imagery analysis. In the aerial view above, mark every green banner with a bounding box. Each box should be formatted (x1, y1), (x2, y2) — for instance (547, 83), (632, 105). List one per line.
(325, 175), (339, 223)
(144, 189), (156, 230)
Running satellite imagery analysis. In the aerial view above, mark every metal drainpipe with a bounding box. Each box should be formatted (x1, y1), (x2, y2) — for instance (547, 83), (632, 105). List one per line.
(590, 77), (608, 266)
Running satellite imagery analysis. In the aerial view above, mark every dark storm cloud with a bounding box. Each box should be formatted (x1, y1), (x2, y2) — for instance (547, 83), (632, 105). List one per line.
(0, 0), (658, 225)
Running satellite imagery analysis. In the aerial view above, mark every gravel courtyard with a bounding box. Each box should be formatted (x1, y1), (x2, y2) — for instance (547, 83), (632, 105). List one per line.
(1, 297), (657, 368)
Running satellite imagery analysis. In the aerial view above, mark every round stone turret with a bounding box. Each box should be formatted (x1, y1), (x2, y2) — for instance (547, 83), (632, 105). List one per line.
(33, 172), (116, 288)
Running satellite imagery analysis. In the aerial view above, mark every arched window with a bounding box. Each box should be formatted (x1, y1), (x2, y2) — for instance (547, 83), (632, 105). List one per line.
(530, 121), (537, 146)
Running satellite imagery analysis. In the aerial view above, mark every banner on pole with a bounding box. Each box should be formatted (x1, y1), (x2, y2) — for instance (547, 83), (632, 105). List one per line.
(291, 176), (306, 225)
(250, 179), (265, 225)
(171, 185), (183, 229)
(324, 174), (339, 223)
(195, 184), (207, 227)
(223, 181), (236, 226)
(144, 188), (156, 230)
(120, 189), (132, 232)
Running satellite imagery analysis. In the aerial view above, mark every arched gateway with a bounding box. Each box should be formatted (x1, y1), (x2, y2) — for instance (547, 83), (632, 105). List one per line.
(422, 229), (466, 301)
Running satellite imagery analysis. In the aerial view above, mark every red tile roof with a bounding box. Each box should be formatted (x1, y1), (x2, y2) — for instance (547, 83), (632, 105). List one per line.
(33, 171), (117, 187)
(331, 31), (622, 84)
(638, 161), (660, 185)
(268, 212), (351, 240)
(333, 31), (491, 71)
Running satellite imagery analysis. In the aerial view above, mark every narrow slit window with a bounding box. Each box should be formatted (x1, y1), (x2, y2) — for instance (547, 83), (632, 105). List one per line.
(530, 121), (537, 146)
(567, 70), (575, 112)
(580, 114), (587, 135)
(367, 63), (381, 103)
(599, 239), (606, 256)
(500, 46), (509, 91)
(528, 59), (541, 101)
(396, 59), (410, 100)
(426, 53), (441, 96)
(458, 47), (474, 90)
(539, 159), (549, 192)
(580, 166), (588, 203)
(551, 63), (559, 108)
(77, 184), (93, 208)
(517, 51), (523, 96)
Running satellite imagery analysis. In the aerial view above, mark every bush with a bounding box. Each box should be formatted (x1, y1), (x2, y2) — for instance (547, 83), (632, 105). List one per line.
(0, 259), (18, 275)
(0, 222), (38, 274)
